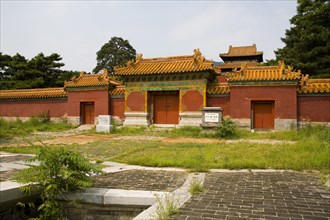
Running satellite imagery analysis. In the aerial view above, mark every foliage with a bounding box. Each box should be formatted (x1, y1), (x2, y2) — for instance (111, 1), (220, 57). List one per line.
(0, 117), (74, 138)
(262, 59), (279, 66)
(189, 181), (205, 195)
(154, 194), (179, 220)
(275, 0), (330, 78)
(14, 146), (102, 220)
(216, 117), (237, 139)
(0, 52), (80, 89)
(93, 36), (136, 74)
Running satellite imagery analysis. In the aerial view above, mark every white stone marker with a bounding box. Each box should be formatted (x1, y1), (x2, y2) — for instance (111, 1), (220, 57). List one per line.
(96, 115), (112, 133)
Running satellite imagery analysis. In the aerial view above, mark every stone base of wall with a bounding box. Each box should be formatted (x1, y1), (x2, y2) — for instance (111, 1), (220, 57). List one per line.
(67, 116), (81, 126)
(179, 112), (202, 126)
(298, 121), (330, 128)
(275, 119), (297, 130)
(124, 112), (150, 126)
(232, 118), (251, 129)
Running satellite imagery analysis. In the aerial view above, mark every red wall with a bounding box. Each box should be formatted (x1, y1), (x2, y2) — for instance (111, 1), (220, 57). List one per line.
(298, 96), (330, 122)
(182, 90), (203, 111)
(67, 90), (109, 117)
(110, 97), (125, 119)
(207, 95), (230, 116)
(230, 86), (297, 119)
(127, 91), (145, 111)
(0, 99), (68, 117)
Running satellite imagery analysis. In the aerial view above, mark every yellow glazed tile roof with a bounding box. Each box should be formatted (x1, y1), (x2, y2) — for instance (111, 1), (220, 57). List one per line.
(226, 61), (301, 82)
(298, 78), (330, 94)
(65, 69), (121, 88)
(220, 44), (263, 57)
(0, 88), (67, 100)
(109, 86), (125, 95)
(114, 49), (214, 76)
(207, 83), (230, 95)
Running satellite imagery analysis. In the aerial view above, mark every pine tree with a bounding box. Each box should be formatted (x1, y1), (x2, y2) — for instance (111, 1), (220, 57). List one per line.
(275, 0), (330, 78)
(93, 36), (136, 74)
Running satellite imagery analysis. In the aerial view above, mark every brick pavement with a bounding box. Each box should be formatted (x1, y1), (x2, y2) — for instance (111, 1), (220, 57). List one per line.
(94, 170), (188, 192)
(172, 172), (330, 220)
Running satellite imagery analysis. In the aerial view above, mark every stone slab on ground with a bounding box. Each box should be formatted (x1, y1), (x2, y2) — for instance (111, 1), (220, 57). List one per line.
(172, 171), (330, 220)
(94, 170), (188, 192)
(0, 162), (30, 170)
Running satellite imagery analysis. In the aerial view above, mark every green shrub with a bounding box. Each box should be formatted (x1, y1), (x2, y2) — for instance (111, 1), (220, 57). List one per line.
(15, 146), (102, 220)
(216, 117), (237, 139)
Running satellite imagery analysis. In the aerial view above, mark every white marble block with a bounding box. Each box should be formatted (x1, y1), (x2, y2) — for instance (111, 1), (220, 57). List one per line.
(96, 115), (113, 133)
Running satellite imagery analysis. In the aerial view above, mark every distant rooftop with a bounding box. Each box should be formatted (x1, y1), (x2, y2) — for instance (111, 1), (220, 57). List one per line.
(220, 44), (263, 62)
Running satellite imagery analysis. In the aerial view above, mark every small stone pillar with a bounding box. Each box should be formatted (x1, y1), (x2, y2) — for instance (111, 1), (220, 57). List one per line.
(96, 115), (113, 133)
(200, 107), (223, 129)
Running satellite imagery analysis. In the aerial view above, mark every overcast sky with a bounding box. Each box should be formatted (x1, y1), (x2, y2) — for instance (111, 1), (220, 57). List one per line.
(1, 1), (297, 73)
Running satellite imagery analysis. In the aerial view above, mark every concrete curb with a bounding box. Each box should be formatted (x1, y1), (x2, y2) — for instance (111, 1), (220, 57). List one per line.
(62, 188), (168, 206)
(133, 172), (205, 220)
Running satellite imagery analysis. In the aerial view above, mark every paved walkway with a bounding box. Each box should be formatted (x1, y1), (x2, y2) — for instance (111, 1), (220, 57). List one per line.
(1, 152), (329, 220)
(172, 172), (330, 220)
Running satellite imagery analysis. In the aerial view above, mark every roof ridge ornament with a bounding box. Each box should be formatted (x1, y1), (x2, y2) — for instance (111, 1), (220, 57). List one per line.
(126, 53), (143, 68)
(193, 48), (205, 65)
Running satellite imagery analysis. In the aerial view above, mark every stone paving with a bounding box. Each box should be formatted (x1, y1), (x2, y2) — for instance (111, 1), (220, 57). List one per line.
(172, 172), (330, 220)
(1, 152), (330, 219)
(94, 170), (188, 192)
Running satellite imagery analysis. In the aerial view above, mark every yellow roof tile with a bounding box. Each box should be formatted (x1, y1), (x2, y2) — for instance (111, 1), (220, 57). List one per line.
(65, 69), (121, 88)
(114, 49), (214, 76)
(109, 86), (125, 95)
(226, 61), (301, 82)
(0, 88), (67, 100)
(207, 83), (230, 95)
(298, 78), (330, 94)
(220, 44), (263, 57)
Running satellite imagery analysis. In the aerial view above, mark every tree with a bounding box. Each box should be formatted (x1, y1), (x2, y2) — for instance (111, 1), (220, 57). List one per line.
(93, 36), (136, 74)
(0, 53), (80, 89)
(275, 0), (330, 78)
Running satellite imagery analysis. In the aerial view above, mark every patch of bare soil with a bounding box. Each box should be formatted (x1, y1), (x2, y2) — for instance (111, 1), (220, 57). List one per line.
(163, 137), (224, 144)
(40, 134), (115, 145)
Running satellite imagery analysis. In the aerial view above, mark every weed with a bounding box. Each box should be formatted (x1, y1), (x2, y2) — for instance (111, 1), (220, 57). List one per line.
(14, 144), (102, 220)
(189, 181), (205, 195)
(154, 194), (179, 220)
(216, 117), (237, 139)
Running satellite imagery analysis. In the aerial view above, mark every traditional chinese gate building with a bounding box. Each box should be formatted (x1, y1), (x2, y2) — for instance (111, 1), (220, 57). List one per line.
(0, 45), (329, 130)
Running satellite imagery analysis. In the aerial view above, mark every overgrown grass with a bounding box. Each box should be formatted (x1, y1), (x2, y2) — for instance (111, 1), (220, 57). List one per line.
(0, 117), (75, 138)
(1, 124), (329, 173)
(189, 181), (205, 195)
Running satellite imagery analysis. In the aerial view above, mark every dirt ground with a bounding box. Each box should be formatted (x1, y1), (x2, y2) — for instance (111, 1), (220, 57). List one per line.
(0, 129), (296, 147)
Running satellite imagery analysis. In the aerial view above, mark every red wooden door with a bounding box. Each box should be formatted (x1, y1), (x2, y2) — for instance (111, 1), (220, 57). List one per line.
(154, 94), (179, 124)
(166, 95), (179, 124)
(82, 103), (95, 124)
(253, 102), (274, 129)
(154, 96), (167, 124)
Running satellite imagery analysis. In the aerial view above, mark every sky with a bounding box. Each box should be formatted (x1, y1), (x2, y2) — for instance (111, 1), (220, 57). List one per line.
(1, 0), (298, 73)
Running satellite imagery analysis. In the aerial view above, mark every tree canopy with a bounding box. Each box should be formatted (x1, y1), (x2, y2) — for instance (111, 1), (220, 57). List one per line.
(93, 36), (136, 74)
(0, 52), (79, 90)
(275, 0), (330, 78)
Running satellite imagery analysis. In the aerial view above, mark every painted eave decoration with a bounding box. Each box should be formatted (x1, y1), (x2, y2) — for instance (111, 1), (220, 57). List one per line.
(226, 61), (302, 82)
(0, 87), (67, 100)
(114, 49), (214, 76)
(207, 83), (230, 95)
(298, 77), (330, 94)
(64, 69), (121, 88)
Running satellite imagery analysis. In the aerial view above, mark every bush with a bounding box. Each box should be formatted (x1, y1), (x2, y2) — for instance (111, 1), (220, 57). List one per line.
(216, 117), (237, 139)
(15, 146), (102, 220)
